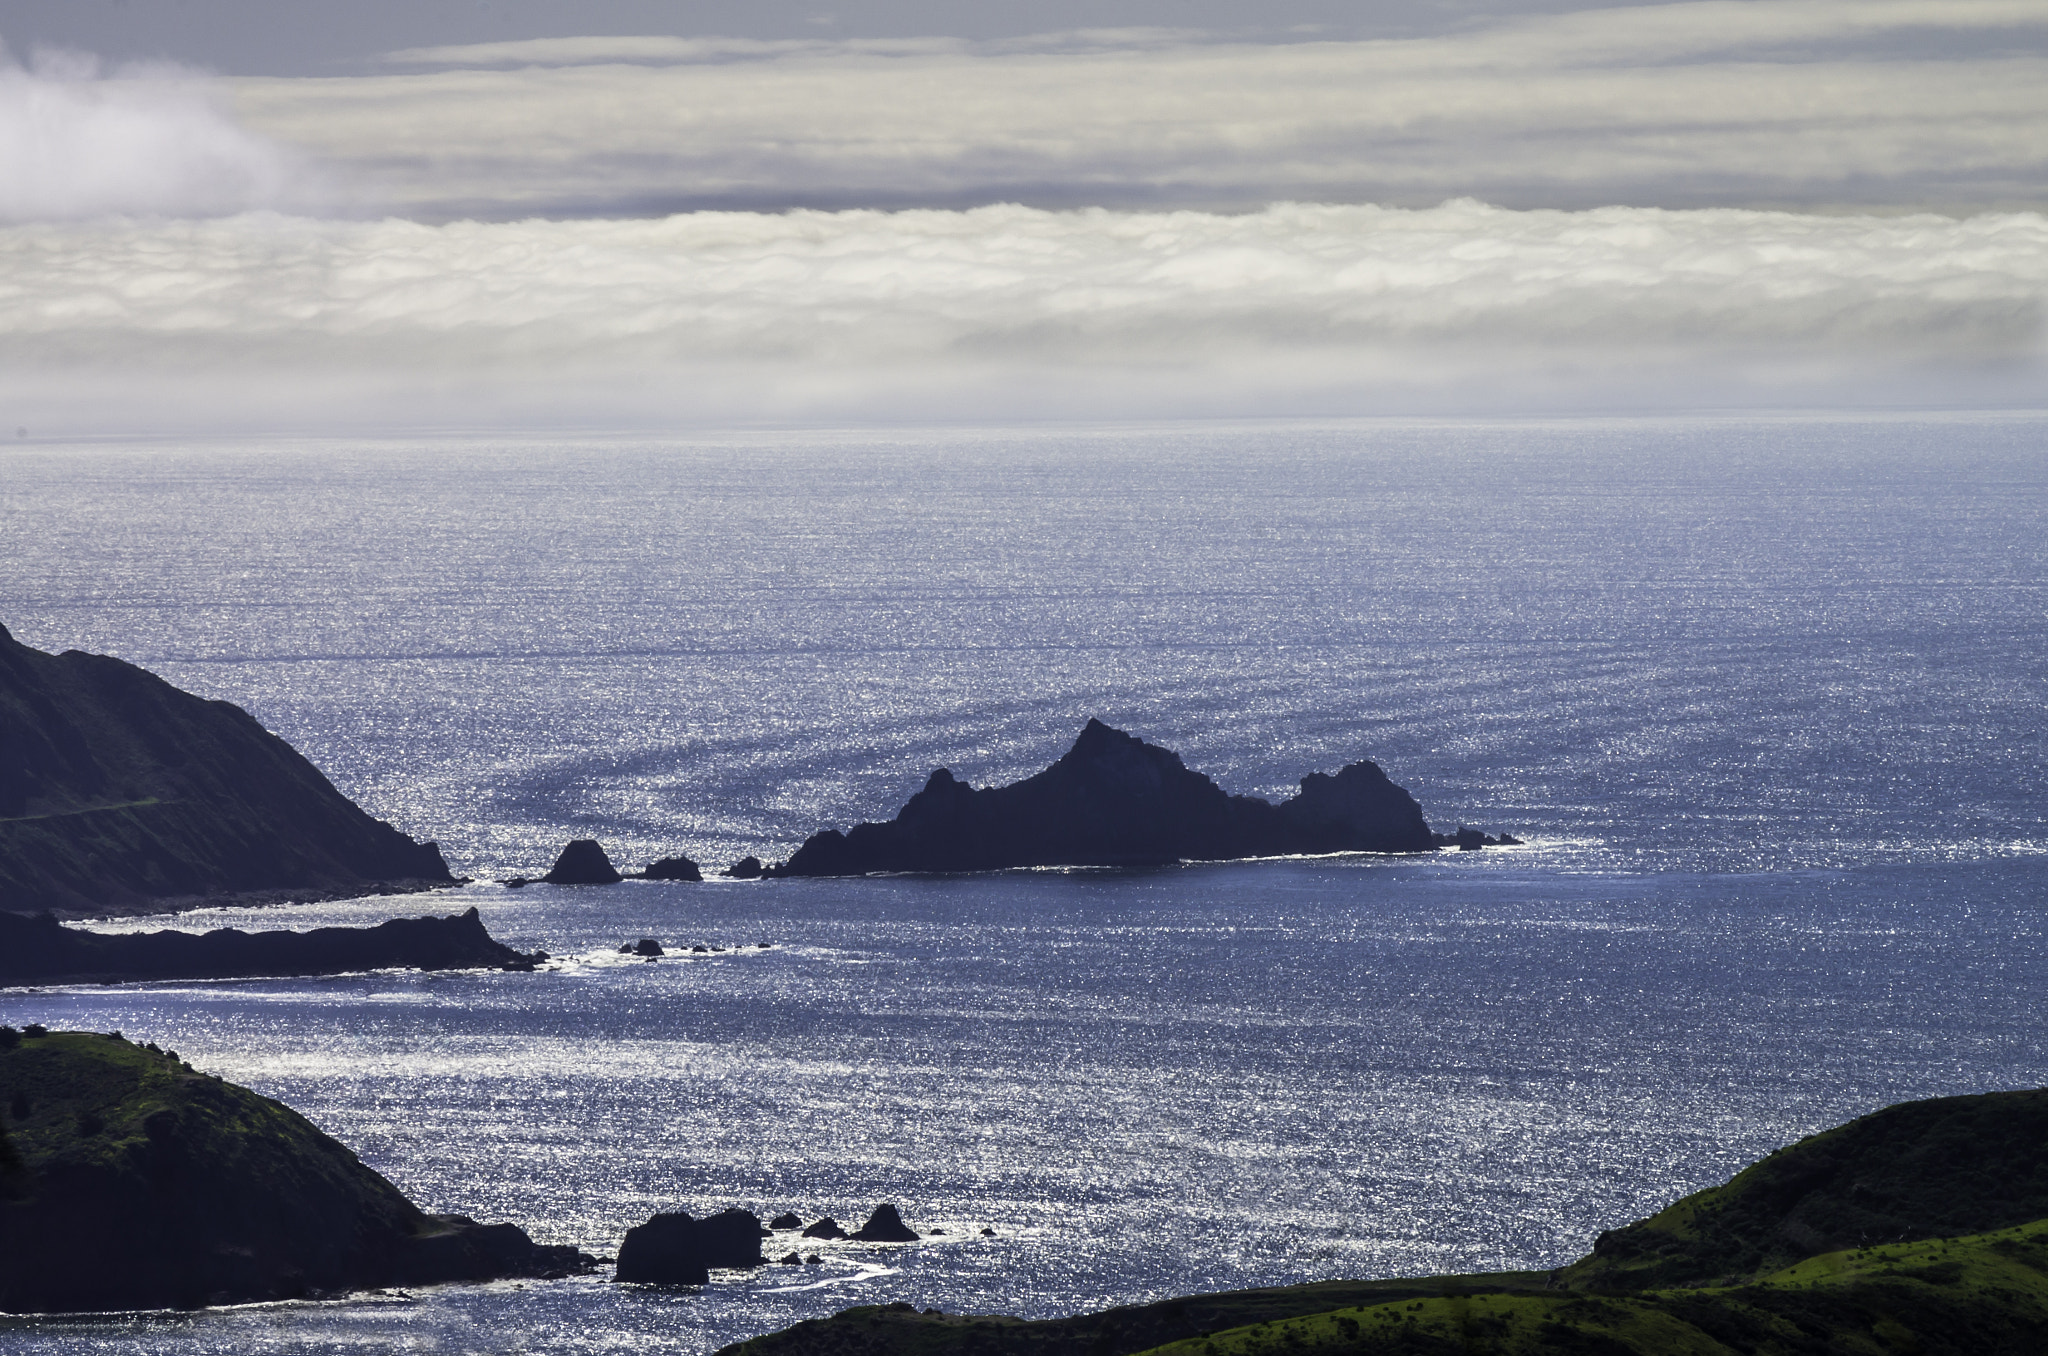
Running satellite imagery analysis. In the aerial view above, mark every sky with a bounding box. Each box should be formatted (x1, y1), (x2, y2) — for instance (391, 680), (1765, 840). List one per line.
(1, 0), (2043, 431)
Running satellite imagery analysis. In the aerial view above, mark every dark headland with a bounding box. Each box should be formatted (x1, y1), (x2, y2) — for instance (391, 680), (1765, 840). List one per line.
(764, 719), (1498, 878)
(0, 906), (542, 987)
(0, 623), (454, 917)
(0, 1028), (594, 1313)
(718, 1088), (2048, 1356)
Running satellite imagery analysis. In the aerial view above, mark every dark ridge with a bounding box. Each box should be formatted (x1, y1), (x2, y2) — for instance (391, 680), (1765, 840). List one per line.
(0, 624), (453, 917)
(0, 1030), (595, 1313)
(0, 906), (541, 986)
(1562, 1086), (2048, 1289)
(713, 1089), (2048, 1356)
(766, 719), (1437, 878)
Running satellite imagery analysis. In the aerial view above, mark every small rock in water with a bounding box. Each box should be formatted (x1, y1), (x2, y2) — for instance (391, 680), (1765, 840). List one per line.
(642, 855), (703, 882)
(981, 1227), (996, 1237)
(780, 1252), (801, 1266)
(544, 839), (623, 885)
(633, 938), (664, 957)
(723, 856), (765, 879)
(769, 1212), (803, 1230)
(851, 1203), (919, 1243)
(804, 1254), (821, 1265)
(801, 1217), (848, 1240)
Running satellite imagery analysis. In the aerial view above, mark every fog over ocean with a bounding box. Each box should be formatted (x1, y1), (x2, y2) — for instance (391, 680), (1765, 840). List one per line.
(1, 417), (2043, 1354)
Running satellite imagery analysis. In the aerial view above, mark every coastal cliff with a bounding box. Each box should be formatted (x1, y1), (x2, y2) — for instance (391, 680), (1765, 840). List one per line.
(0, 624), (453, 916)
(767, 719), (1437, 877)
(0, 1029), (594, 1313)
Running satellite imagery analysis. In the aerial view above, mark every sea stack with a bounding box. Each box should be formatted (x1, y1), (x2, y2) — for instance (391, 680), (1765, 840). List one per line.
(542, 839), (622, 885)
(766, 720), (1437, 877)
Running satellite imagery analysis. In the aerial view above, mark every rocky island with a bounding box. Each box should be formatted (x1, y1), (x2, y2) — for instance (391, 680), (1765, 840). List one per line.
(0, 1027), (594, 1313)
(764, 719), (1455, 877)
(717, 1088), (2048, 1356)
(0, 624), (454, 916)
(0, 906), (542, 987)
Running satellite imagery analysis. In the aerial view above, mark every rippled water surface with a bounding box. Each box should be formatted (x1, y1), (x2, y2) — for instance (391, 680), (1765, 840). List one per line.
(0, 416), (2043, 1353)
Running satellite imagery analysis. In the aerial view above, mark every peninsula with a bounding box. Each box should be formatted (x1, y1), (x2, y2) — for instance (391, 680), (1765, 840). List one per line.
(0, 624), (454, 916)
(0, 906), (541, 987)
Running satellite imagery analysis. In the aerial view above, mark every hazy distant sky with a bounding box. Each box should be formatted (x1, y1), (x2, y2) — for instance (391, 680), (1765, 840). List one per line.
(0, 2), (1764, 77)
(1, 0), (2042, 431)
(5, 0), (2044, 217)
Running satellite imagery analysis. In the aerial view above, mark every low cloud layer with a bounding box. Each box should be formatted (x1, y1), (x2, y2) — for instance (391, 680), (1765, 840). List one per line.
(2, 201), (2041, 432)
(214, 0), (2048, 217)
(0, 45), (319, 221)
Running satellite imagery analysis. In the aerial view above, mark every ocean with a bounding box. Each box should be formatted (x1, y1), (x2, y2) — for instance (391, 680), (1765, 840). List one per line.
(0, 414), (2043, 1353)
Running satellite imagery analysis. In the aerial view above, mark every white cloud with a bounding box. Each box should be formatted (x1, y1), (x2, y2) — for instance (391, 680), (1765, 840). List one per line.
(1, 201), (2041, 432)
(0, 44), (322, 222)
(211, 0), (2048, 217)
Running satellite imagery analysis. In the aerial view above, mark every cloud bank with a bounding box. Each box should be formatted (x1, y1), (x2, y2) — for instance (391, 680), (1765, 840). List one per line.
(215, 0), (2048, 217)
(0, 45), (318, 221)
(2, 201), (2041, 431)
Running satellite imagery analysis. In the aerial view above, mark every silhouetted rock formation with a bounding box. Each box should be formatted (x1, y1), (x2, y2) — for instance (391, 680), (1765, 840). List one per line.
(851, 1203), (920, 1242)
(543, 840), (621, 885)
(0, 907), (542, 987)
(640, 855), (703, 882)
(766, 720), (1436, 878)
(614, 1208), (766, 1285)
(801, 1216), (848, 1240)
(0, 1030), (594, 1313)
(724, 857), (766, 879)
(769, 1212), (803, 1230)
(0, 623), (454, 917)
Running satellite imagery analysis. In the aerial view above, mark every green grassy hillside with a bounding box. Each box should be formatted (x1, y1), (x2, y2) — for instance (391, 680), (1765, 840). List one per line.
(0, 1028), (589, 1312)
(1561, 1089), (2048, 1290)
(1129, 1220), (2048, 1355)
(714, 1089), (2048, 1356)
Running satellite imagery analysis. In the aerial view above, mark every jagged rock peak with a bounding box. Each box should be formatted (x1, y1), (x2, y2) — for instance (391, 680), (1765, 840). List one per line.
(766, 720), (1438, 878)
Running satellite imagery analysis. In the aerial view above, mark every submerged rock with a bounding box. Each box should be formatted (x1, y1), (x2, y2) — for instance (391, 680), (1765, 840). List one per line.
(765, 720), (1436, 878)
(851, 1204), (919, 1243)
(641, 856), (704, 882)
(0, 1031), (594, 1313)
(543, 840), (622, 885)
(614, 1208), (766, 1285)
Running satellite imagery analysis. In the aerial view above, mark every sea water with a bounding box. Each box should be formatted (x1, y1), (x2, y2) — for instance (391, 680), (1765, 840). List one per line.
(0, 416), (2042, 1353)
